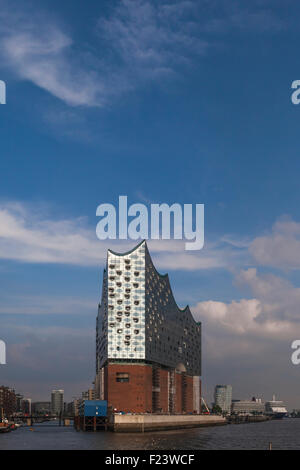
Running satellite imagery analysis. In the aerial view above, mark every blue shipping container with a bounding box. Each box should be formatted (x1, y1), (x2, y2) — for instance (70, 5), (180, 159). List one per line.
(82, 400), (107, 417)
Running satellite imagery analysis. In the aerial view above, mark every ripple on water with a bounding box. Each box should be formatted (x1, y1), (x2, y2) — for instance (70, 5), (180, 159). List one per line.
(0, 419), (300, 450)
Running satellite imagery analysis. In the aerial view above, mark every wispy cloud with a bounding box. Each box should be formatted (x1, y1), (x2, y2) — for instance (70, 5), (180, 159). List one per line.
(97, 0), (208, 76)
(0, 293), (96, 315)
(0, 0), (208, 107)
(0, 6), (108, 106)
(0, 0), (285, 107)
(0, 201), (244, 270)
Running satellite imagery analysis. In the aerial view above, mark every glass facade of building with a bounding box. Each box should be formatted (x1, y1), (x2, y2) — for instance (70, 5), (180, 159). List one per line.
(96, 240), (201, 376)
(214, 385), (232, 413)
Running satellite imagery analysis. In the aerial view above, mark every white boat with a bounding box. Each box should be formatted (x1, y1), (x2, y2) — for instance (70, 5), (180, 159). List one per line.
(265, 395), (287, 419)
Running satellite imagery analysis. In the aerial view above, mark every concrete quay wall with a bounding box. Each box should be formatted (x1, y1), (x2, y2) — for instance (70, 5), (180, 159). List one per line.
(109, 414), (226, 433)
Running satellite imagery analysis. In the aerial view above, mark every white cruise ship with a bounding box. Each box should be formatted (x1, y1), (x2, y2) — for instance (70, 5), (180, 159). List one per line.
(265, 395), (287, 419)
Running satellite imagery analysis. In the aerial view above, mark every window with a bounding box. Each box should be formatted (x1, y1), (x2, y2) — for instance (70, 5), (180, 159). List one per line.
(116, 372), (129, 383)
(116, 270), (122, 276)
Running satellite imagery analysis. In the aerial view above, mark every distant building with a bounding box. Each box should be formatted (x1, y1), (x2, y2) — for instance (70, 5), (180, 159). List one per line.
(65, 398), (80, 416)
(32, 401), (51, 415)
(231, 398), (265, 415)
(66, 401), (75, 415)
(21, 398), (32, 415)
(95, 241), (202, 414)
(51, 390), (64, 415)
(0, 386), (17, 418)
(214, 385), (232, 413)
(82, 389), (95, 401)
(73, 398), (80, 416)
(15, 393), (23, 413)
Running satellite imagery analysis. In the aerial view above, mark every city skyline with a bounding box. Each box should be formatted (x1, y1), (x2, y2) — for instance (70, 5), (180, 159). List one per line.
(1, 0), (300, 409)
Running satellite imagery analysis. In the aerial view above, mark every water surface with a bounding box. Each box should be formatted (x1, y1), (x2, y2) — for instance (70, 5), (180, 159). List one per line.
(1, 419), (299, 450)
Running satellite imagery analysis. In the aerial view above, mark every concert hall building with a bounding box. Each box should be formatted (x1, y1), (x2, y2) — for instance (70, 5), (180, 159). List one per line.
(95, 240), (201, 414)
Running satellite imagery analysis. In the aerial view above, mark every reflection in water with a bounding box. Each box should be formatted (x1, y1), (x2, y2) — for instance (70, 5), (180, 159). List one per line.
(1, 419), (300, 450)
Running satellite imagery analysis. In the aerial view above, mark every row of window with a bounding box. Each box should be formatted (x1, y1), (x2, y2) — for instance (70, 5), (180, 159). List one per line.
(109, 287), (137, 293)
(116, 372), (129, 382)
(109, 316), (139, 324)
(108, 327), (140, 334)
(109, 271), (140, 278)
(108, 305), (140, 311)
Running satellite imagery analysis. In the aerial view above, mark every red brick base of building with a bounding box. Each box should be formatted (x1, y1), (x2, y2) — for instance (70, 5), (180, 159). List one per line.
(100, 362), (201, 414)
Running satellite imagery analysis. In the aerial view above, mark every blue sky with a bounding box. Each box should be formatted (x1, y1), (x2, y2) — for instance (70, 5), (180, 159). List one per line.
(1, 0), (300, 408)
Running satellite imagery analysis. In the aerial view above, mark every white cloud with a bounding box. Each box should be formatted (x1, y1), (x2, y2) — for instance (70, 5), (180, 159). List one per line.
(250, 218), (300, 270)
(0, 202), (104, 265)
(192, 267), (300, 407)
(0, 293), (96, 315)
(0, 0), (208, 107)
(0, 0), (284, 107)
(193, 267), (300, 341)
(0, 201), (243, 270)
(0, 3), (103, 106)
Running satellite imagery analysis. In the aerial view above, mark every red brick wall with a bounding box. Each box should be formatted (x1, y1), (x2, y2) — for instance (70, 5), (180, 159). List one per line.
(105, 363), (198, 414)
(106, 363), (152, 413)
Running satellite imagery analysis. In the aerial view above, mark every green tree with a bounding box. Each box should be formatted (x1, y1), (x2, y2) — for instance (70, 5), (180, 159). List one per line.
(212, 404), (222, 415)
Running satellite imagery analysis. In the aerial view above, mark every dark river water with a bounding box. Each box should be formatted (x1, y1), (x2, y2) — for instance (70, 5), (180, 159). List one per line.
(1, 419), (300, 450)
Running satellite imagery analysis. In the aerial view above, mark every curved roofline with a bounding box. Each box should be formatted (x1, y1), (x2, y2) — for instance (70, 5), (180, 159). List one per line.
(108, 239), (146, 257)
(144, 244), (198, 320)
(147, 250), (189, 313)
(107, 239), (200, 324)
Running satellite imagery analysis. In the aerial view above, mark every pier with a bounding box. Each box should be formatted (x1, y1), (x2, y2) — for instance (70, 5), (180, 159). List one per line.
(109, 414), (226, 433)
